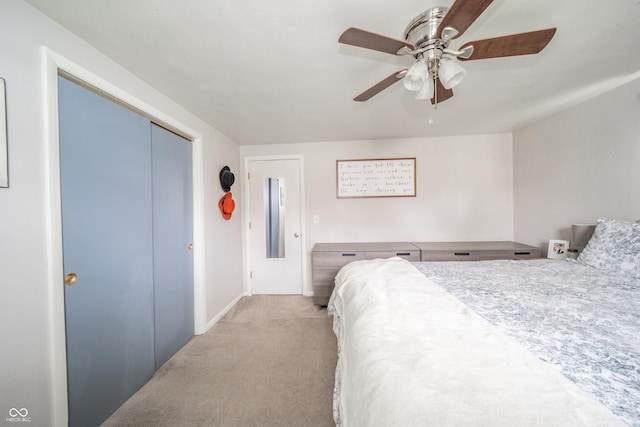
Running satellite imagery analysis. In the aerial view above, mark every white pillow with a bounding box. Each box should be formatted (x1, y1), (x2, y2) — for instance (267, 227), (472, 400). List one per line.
(577, 217), (640, 278)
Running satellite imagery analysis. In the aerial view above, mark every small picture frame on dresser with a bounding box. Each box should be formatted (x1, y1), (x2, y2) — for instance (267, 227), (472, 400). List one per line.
(547, 239), (570, 260)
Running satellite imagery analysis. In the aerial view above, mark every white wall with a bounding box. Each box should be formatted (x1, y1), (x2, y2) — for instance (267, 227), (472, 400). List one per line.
(513, 76), (640, 254)
(0, 1), (243, 425)
(241, 134), (514, 293)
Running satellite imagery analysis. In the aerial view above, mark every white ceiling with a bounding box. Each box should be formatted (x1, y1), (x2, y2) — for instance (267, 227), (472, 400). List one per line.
(25, 0), (640, 145)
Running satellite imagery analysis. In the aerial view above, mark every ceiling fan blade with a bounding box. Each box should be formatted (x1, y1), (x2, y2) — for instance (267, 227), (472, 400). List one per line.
(458, 28), (557, 61)
(431, 79), (454, 105)
(339, 27), (415, 55)
(438, 0), (493, 39)
(353, 70), (407, 102)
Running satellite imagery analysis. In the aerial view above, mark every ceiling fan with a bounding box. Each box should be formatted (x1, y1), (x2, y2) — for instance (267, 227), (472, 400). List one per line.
(339, 0), (556, 105)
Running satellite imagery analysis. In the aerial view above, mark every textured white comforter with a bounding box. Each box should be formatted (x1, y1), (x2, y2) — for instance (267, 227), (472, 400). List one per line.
(328, 257), (624, 427)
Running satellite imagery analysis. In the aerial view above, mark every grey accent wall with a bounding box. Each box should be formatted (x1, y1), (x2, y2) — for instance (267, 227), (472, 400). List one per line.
(513, 77), (640, 255)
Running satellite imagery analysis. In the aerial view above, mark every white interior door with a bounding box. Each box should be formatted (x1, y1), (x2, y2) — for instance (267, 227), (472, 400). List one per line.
(248, 158), (303, 294)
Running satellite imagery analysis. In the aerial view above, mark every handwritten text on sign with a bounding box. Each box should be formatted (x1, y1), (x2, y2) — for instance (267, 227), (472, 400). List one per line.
(336, 158), (416, 198)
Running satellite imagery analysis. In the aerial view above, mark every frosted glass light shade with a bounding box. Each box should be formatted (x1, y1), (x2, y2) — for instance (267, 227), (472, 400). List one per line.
(403, 61), (428, 92)
(438, 59), (466, 89)
(414, 78), (434, 100)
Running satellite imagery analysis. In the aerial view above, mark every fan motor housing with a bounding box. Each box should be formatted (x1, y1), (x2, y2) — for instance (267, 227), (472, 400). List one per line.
(404, 7), (448, 48)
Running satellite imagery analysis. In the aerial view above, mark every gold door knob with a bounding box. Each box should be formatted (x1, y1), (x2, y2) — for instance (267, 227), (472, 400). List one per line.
(188, 243), (193, 250)
(64, 273), (78, 286)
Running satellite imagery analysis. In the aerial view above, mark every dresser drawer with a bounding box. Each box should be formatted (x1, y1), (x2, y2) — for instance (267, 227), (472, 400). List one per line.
(312, 251), (366, 269)
(512, 252), (539, 259)
(366, 250), (420, 261)
(311, 242), (421, 306)
(475, 250), (537, 260)
(421, 251), (481, 261)
(416, 241), (541, 262)
(312, 268), (341, 284)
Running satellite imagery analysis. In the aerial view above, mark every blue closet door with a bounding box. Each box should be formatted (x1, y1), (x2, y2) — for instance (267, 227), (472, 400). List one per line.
(58, 76), (155, 427)
(151, 124), (194, 369)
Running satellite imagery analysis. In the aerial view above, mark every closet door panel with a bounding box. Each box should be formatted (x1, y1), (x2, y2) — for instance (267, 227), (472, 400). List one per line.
(151, 124), (194, 369)
(58, 76), (155, 426)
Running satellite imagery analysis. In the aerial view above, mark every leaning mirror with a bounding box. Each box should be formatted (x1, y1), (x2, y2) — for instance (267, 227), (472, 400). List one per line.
(0, 78), (7, 188)
(265, 177), (285, 258)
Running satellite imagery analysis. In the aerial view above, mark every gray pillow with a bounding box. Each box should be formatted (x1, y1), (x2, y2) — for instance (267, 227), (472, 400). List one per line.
(577, 217), (640, 278)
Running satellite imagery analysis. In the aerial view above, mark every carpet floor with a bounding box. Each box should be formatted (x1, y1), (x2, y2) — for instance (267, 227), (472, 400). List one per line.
(101, 295), (337, 426)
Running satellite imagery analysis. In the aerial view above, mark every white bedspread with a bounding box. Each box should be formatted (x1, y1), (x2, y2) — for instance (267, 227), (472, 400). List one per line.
(414, 258), (640, 425)
(328, 257), (624, 427)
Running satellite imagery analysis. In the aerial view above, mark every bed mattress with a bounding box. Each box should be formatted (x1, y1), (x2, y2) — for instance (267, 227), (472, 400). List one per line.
(413, 258), (640, 426)
(328, 257), (637, 426)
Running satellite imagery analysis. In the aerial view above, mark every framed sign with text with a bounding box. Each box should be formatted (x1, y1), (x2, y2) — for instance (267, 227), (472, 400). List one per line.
(336, 158), (416, 198)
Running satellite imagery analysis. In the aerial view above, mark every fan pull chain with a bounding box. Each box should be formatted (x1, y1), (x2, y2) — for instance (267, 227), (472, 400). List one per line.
(427, 103), (434, 124)
(428, 76), (437, 124)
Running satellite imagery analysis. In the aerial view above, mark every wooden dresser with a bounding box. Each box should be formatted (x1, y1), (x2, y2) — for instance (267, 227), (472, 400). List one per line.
(414, 241), (540, 261)
(312, 241), (540, 306)
(311, 242), (420, 306)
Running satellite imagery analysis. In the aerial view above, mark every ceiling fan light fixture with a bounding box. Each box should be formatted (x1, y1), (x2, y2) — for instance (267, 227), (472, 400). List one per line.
(338, 0), (557, 104)
(403, 60), (428, 91)
(415, 77), (434, 100)
(438, 58), (466, 89)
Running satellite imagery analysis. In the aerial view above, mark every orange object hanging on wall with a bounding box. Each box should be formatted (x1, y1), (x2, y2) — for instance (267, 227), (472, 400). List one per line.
(218, 192), (235, 220)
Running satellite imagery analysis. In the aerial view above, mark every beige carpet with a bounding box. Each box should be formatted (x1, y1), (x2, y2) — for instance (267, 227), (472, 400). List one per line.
(102, 295), (337, 426)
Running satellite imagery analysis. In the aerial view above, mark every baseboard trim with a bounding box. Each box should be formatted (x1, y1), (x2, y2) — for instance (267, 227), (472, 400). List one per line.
(204, 292), (248, 332)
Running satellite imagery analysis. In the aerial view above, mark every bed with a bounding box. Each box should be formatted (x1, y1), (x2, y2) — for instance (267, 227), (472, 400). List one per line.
(328, 218), (640, 426)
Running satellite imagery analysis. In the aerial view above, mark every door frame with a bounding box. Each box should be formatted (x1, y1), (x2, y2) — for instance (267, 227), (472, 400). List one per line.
(242, 155), (308, 296)
(42, 48), (207, 426)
